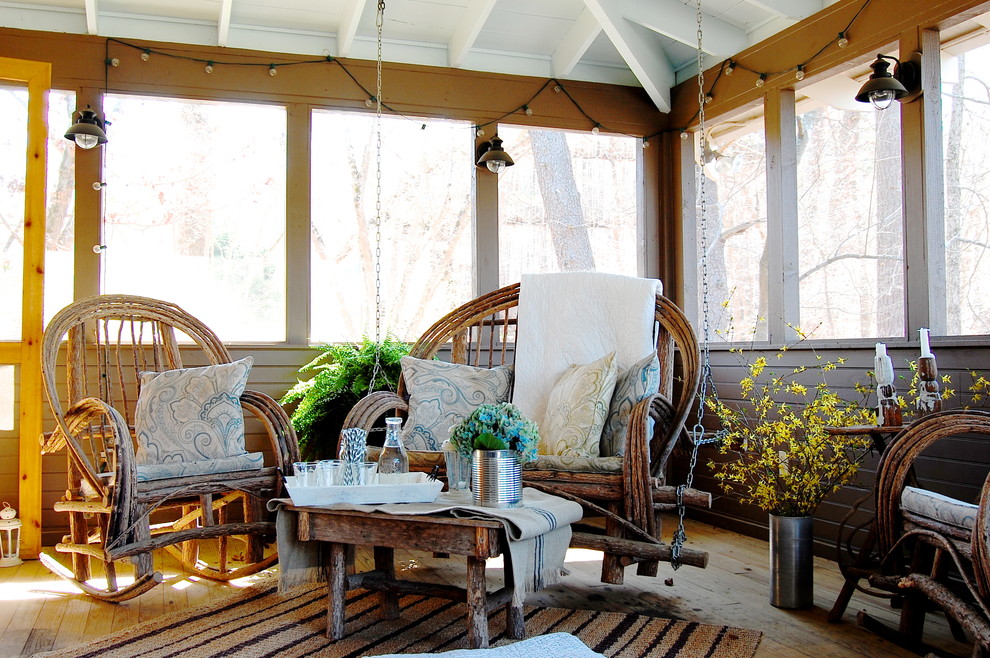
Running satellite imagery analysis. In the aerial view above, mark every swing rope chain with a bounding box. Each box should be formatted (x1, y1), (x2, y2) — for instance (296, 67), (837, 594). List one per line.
(369, 0), (385, 392)
(670, 0), (727, 571)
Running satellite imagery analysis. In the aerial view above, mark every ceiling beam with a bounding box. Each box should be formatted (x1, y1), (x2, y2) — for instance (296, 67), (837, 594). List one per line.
(583, 0), (673, 112)
(744, 0), (823, 21)
(552, 7), (601, 77)
(623, 0), (748, 57)
(217, 0), (232, 46)
(84, 0), (97, 35)
(337, 0), (367, 58)
(448, 0), (497, 68)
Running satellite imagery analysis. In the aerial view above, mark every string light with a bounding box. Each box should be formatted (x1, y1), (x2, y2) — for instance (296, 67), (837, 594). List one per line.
(755, 73), (766, 88)
(268, 64), (278, 76)
(837, 32), (849, 48)
(724, 61), (734, 76)
(704, 94), (713, 103)
(591, 123), (600, 135)
(642, 139), (649, 149)
(476, 127), (485, 137)
(523, 105), (533, 116)
(365, 97), (375, 108)
(680, 130), (689, 140)
(553, 85), (562, 93)
(795, 65), (805, 81)
(205, 61), (214, 74)
(140, 49), (150, 61)
(107, 57), (119, 67)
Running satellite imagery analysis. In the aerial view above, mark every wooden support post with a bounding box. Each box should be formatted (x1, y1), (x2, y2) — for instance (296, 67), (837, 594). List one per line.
(374, 546), (399, 620)
(466, 556), (489, 649)
(327, 542), (347, 640)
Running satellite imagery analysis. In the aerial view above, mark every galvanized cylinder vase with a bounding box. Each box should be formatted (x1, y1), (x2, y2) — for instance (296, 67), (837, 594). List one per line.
(472, 449), (521, 508)
(768, 514), (814, 609)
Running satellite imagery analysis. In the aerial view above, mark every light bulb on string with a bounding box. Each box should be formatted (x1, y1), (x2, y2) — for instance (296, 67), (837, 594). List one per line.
(680, 130), (689, 140)
(205, 62), (214, 74)
(591, 124), (600, 135)
(724, 61), (734, 76)
(140, 49), (150, 61)
(108, 58), (119, 67)
(365, 97), (375, 108)
(642, 139), (649, 149)
(795, 65), (805, 81)
(755, 74), (766, 88)
(704, 94), (713, 104)
(837, 32), (849, 48)
(523, 105), (533, 116)
(476, 127), (485, 137)
(269, 65), (278, 76)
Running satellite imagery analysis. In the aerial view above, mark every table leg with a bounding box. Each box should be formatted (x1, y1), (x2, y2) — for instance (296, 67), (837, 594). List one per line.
(466, 556), (490, 649)
(327, 542), (347, 640)
(374, 545), (399, 619)
(501, 549), (525, 639)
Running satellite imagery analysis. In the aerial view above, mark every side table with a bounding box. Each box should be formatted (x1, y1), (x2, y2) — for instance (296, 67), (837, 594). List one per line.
(290, 505), (526, 649)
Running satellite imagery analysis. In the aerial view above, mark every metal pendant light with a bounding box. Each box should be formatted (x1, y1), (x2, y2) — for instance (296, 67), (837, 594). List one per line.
(65, 105), (108, 149)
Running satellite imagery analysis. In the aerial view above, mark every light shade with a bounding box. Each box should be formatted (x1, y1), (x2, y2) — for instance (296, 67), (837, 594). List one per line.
(476, 135), (514, 174)
(65, 106), (108, 149)
(855, 55), (912, 110)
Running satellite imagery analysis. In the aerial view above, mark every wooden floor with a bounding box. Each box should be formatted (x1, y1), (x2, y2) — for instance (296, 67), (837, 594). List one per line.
(0, 516), (972, 657)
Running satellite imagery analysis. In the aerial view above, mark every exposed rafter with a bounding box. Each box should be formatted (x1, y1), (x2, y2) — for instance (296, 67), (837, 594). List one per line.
(583, 0), (674, 112)
(337, 0), (367, 58)
(553, 7), (601, 77)
(84, 0), (97, 35)
(217, 0), (232, 47)
(744, 0), (823, 21)
(448, 0), (497, 68)
(624, 0), (747, 57)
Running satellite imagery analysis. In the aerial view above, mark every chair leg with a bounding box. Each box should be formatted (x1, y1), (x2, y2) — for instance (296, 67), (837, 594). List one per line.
(898, 542), (937, 641)
(600, 503), (625, 584)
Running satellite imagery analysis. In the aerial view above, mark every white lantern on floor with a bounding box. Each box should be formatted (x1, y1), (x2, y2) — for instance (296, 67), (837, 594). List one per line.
(0, 502), (22, 567)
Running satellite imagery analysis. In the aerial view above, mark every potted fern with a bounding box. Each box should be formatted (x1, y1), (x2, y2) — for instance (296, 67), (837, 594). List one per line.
(280, 336), (410, 459)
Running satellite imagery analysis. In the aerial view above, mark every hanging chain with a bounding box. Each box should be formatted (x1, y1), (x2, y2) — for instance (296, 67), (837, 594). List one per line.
(671, 0), (724, 571)
(369, 0), (385, 392)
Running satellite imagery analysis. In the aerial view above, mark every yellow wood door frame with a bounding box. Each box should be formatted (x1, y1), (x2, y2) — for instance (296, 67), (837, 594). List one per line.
(1, 57), (51, 559)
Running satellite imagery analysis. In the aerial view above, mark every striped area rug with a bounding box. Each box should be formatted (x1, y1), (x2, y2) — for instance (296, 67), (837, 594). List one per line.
(35, 579), (761, 658)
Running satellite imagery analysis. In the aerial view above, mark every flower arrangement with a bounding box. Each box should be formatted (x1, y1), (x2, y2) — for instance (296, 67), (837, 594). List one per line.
(449, 402), (540, 464)
(708, 345), (875, 517)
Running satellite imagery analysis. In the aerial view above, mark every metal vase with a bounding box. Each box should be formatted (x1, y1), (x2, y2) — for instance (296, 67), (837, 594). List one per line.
(768, 514), (814, 609)
(472, 449), (521, 508)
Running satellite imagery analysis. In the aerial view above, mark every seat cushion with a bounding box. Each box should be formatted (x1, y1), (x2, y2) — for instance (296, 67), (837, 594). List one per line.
(539, 352), (617, 458)
(523, 454), (623, 474)
(135, 356), (255, 467)
(136, 453), (265, 482)
(400, 356), (513, 451)
(901, 485), (978, 533)
(599, 351), (661, 457)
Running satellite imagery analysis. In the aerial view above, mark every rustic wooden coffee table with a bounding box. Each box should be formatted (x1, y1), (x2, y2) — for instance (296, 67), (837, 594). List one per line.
(289, 505), (526, 649)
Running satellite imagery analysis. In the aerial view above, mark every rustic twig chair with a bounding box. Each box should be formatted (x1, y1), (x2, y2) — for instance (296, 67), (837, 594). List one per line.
(340, 282), (710, 584)
(865, 411), (990, 656)
(40, 294), (299, 601)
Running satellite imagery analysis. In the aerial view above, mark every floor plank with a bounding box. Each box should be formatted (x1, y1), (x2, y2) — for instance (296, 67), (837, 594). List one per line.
(0, 517), (975, 657)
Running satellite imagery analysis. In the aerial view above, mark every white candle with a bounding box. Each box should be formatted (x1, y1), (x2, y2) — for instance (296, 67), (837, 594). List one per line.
(919, 328), (933, 358)
(874, 342), (893, 385)
(875, 342), (887, 358)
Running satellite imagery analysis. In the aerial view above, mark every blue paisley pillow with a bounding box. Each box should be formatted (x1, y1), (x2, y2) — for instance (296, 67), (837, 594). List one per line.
(401, 356), (513, 451)
(599, 352), (660, 457)
(135, 357), (258, 468)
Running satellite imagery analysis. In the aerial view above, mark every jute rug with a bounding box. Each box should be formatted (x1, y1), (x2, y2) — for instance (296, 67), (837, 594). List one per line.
(35, 579), (761, 658)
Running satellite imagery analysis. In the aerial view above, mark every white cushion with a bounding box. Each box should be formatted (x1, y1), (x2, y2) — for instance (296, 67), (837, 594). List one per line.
(135, 357), (257, 477)
(401, 356), (513, 451)
(539, 352), (617, 458)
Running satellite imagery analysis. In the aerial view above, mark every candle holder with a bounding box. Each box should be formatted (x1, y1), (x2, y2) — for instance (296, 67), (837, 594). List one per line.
(916, 356), (942, 417)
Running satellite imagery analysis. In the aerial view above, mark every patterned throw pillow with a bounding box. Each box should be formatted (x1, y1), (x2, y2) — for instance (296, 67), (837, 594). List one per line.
(135, 357), (258, 468)
(539, 352), (617, 458)
(599, 352), (661, 457)
(401, 356), (513, 451)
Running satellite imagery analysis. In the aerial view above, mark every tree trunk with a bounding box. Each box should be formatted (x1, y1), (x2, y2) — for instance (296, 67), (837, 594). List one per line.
(529, 131), (595, 270)
(944, 55), (965, 334)
(874, 102), (905, 337)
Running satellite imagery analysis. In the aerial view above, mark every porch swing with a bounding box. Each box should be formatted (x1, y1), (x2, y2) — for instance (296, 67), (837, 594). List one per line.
(341, 0), (721, 586)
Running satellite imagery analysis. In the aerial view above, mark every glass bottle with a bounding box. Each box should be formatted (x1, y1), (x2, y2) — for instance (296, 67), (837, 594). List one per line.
(378, 416), (409, 475)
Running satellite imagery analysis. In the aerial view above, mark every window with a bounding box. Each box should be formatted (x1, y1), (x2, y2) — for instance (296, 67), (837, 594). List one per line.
(942, 38), (990, 336)
(696, 120), (768, 342)
(795, 93), (904, 340)
(102, 94), (287, 342)
(497, 126), (640, 285)
(0, 86), (75, 339)
(310, 111), (474, 342)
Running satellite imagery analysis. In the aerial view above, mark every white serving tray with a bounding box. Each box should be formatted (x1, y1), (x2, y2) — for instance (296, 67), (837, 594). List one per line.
(285, 471), (444, 506)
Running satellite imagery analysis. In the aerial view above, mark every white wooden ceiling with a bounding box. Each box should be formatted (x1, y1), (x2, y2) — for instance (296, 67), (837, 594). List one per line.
(0, 0), (839, 111)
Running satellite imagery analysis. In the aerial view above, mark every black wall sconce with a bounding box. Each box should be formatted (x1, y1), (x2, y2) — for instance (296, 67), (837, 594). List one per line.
(64, 105), (109, 149)
(855, 53), (921, 110)
(476, 135), (514, 173)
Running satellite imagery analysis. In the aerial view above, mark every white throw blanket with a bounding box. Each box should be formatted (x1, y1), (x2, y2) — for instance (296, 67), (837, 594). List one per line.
(269, 488), (583, 607)
(513, 272), (661, 428)
(369, 632), (605, 658)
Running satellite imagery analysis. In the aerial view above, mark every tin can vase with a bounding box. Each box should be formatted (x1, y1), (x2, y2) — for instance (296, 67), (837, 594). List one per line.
(768, 514), (814, 609)
(472, 449), (521, 508)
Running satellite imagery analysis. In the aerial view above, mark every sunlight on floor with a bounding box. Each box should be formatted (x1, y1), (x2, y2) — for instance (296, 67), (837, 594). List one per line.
(564, 548), (605, 563)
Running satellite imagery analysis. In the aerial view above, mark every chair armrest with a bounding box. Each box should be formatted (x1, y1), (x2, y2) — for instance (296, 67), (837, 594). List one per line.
(336, 391), (409, 455)
(241, 389), (301, 471)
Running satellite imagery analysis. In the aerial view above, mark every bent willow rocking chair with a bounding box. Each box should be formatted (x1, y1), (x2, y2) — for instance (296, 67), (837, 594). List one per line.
(40, 295), (299, 601)
(342, 279), (710, 584)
